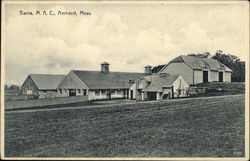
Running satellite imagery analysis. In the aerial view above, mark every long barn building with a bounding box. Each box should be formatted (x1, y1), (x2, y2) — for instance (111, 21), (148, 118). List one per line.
(57, 62), (146, 100)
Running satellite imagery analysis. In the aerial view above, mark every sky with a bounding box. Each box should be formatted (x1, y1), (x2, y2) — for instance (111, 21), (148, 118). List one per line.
(3, 2), (249, 86)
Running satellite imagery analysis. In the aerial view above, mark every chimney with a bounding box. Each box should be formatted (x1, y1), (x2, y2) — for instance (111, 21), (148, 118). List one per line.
(144, 65), (152, 75)
(101, 62), (110, 74)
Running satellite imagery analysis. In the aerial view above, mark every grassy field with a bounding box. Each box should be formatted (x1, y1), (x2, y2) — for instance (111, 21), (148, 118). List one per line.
(194, 82), (245, 96)
(5, 95), (245, 157)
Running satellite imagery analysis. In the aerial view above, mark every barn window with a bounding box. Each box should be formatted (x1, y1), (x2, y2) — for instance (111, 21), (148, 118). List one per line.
(101, 90), (106, 94)
(82, 89), (86, 95)
(129, 80), (135, 84)
(59, 89), (62, 94)
(177, 89), (181, 95)
(78, 89), (81, 93)
(95, 90), (100, 96)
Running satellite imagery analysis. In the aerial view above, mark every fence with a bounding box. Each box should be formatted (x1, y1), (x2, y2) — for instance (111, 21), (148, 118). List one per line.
(5, 94), (38, 101)
(5, 95), (88, 110)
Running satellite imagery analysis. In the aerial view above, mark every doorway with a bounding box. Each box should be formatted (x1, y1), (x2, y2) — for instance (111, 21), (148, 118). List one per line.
(130, 90), (133, 99)
(69, 89), (76, 97)
(203, 71), (208, 83)
(219, 72), (223, 82)
(147, 92), (157, 100)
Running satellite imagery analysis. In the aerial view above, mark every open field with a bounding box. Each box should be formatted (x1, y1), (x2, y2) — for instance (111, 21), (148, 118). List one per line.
(4, 95), (245, 157)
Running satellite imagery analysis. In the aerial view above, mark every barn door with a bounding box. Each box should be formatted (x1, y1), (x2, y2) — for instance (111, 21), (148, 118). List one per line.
(130, 90), (133, 99)
(219, 72), (223, 82)
(147, 92), (157, 100)
(69, 89), (76, 97)
(203, 71), (208, 83)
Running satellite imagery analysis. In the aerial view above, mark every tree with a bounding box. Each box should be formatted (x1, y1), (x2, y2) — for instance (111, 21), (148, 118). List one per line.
(211, 50), (245, 82)
(8, 85), (20, 90)
(188, 52), (211, 58)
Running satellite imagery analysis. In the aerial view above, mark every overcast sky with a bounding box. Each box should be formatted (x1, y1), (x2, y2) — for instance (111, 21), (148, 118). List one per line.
(3, 2), (249, 85)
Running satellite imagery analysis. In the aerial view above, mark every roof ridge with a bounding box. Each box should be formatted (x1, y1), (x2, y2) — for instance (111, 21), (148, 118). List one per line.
(72, 70), (144, 74)
(29, 73), (65, 76)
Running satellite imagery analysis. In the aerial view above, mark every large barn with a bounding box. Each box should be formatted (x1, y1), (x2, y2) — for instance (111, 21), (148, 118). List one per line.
(159, 55), (232, 85)
(57, 62), (146, 100)
(21, 74), (65, 98)
(129, 72), (189, 100)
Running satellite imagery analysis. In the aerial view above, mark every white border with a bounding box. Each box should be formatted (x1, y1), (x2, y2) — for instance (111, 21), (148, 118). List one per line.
(1, 1), (249, 160)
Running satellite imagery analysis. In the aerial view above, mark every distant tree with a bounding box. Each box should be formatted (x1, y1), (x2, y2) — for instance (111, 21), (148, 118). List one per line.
(8, 85), (20, 90)
(152, 65), (165, 73)
(188, 52), (211, 58)
(212, 50), (245, 82)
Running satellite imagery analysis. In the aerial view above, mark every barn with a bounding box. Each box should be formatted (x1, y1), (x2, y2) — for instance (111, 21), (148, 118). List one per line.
(57, 62), (146, 100)
(159, 55), (232, 85)
(129, 71), (190, 100)
(21, 74), (65, 98)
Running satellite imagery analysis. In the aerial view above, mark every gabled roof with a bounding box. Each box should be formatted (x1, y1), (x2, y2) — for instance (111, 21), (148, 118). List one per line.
(72, 70), (145, 89)
(29, 74), (65, 90)
(160, 55), (232, 72)
(142, 74), (179, 92)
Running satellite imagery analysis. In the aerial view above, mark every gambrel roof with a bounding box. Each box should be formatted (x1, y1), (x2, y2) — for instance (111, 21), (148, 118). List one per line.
(28, 74), (65, 90)
(160, 55), (232, 72)
(72, 70), (146, 89)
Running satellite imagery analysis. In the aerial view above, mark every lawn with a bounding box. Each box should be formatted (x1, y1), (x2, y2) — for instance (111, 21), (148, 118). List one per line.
(4, 95), (245, 158)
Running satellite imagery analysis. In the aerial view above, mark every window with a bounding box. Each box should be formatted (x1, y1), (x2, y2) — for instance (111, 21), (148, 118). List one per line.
(129, 80), (135, 84)
(117, 89), (122, 94)
(78, 89), (81, 93)
(95, 90), (100, 96)
(64, 89), (67, 93)
(59, 89), (62, 94)
(83, 89), (86, 95)
(177, 89), (181, 95)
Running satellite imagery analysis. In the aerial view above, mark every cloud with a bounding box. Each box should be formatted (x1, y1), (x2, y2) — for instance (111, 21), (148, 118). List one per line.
(4, 4), (247, 85)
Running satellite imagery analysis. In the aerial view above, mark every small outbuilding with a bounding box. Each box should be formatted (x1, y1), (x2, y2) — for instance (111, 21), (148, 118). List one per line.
(129, 72), (190, 100)
(21, 74), (65, 98)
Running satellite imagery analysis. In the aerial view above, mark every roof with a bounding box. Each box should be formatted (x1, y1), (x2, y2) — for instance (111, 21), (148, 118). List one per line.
(72, 70), (145, 89)
(142, 74), (179, 92)
(160, 55), (232, 72)
(29, 74), (65, 90)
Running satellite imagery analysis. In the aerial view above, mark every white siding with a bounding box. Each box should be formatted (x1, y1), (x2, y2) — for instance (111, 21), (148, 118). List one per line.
(194, 70), (203, 84)
(172, 76), (190, 97)
(129, 83), (136, 99)
(224, 72), (231, 82)
(88, 91), (95, 100)
(161, 62), (193, 84)
(210, 71), (219, 82)
(88, 89), (127, 100)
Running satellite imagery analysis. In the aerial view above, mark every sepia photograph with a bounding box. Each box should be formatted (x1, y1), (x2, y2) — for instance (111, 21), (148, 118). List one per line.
(1, 0), (249, 160)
